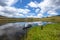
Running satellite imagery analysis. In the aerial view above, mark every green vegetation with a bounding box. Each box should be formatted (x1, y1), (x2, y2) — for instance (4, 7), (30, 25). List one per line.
(0, 16), (40, 22)
(25, 23), (60, 40)
(40, 16), (60, 22)
(0, 16), (60, 40)
(0, 16), (60, 23)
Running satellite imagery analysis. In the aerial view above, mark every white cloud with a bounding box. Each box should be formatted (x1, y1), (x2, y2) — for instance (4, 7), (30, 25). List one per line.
(0, 0), (60, 18)
(4, 6), (18, 14)
(27, 15), (35, 18)
(0, 0), (30, 18)
(37, 13), (43, 18)
(0, 6), (4, 11)
(48, 10), (58, 17)
(0, 0), (18, 6)
(27, 13), (43, 18)
(0, 6), (30, 17)
(38, 0), (60, 13)
(26, 0), (60, 17)
(0, 11), (13, 17)
(27, 15), (37, 18)
(16, 13), (24, 16)
(35, 8), (40, 13)
(28, 1), (38, 8)
(18, 9), (30, 14)
(0, 0), (18, 17)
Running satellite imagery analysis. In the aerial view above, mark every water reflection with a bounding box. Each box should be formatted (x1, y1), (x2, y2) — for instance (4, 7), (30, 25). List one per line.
(0, 21), (52, 40)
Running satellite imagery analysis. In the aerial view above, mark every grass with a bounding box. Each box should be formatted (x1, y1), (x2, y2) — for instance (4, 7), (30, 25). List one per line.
(0, 16), (60, 40)
(25, 23), (60, 40)
(40, 16), (60, 23)
(0, 16), (60, 22)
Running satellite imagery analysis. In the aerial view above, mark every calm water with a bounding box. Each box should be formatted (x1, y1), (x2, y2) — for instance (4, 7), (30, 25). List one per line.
(0, 21), (52, 40)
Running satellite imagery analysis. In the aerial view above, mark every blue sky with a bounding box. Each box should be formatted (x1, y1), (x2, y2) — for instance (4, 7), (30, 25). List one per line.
(0, 0), (60, 18)
(13, 0), (43, 8)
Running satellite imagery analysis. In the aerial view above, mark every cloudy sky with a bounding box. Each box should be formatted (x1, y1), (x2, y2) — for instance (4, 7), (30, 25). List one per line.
(0, 0), (60, 18)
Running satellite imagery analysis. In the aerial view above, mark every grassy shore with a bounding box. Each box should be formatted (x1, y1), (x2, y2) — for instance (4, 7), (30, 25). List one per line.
(0, 16), (60, 23)
(25, 23), (60, 40)
(40, 16), (60, 23)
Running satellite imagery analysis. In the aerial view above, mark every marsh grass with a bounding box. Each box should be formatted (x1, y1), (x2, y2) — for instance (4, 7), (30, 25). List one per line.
(25, 23), (60, 40)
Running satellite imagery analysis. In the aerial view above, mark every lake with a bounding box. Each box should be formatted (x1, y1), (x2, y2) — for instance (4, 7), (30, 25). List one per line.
(0, 21), (52, 40)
